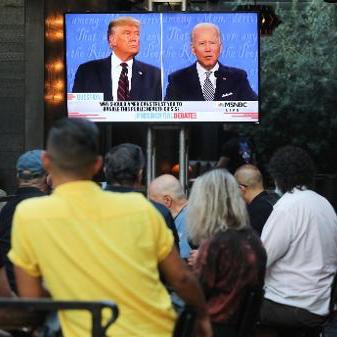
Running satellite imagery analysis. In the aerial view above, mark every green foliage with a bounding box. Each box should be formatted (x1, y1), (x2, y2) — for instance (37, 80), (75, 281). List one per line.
(239, 0), (337, 172)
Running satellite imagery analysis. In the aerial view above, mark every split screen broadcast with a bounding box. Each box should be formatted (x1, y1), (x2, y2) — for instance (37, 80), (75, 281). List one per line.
(65, 12), (259, 122)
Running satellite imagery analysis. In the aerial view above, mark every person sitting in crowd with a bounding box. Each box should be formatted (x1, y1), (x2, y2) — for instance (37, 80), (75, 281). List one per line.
(149, 174), (191, 260)
(0, 149), (48, 292)
(260, 146), (337, 335)
(0, 189), (7, 212)
(8, 118), (211, 337)
(186, 168), (267, 337)
(104, 143), (180, 250)
(0, 254), (13, 297)
(234, 164), (279, 236)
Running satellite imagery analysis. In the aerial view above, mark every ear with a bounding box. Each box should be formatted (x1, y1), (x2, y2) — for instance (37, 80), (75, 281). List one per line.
(191, 42), (196, 56)
(41, 151), (51, 173)
(108, 33), (116, 49)
(137, 169), (143, 185)
(163, 195), (172, 209)
(93, 156), (103, 176)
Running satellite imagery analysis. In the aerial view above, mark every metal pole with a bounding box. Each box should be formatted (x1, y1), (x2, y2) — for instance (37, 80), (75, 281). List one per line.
(179, 125), (188, 193)
(146, 126), (153, 196)
(106, 125), (112, 151)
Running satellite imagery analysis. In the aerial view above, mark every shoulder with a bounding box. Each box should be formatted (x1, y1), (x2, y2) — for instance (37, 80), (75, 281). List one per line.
(219, 64), (248, 79)
(76, 57), (110, 71)
(168, 64), (196, 80)
(250, 192), (274, 211)
(133, 59), (160, 74)
(103, 191), (161, 218)
(15, 195), (55, 220)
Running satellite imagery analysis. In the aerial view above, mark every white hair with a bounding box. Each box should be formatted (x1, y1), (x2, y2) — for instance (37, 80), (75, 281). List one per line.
(186, 169), (249, 245)
(191, 22), (222, 43)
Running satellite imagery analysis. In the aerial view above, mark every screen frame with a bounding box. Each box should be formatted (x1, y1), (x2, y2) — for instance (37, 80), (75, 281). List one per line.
(63, 10), (261, 124)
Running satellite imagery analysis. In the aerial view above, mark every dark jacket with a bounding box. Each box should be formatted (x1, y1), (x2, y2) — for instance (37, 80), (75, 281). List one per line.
(0, 187), (46, 291)
(165, 62), (257, 101)
(72, 56), (162, 101)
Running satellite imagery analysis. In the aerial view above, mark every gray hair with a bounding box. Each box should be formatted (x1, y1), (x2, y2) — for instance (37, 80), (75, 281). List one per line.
(149, 174), (186, 200)
(186, 168), (249, 245)
(191, 22), (222, 43)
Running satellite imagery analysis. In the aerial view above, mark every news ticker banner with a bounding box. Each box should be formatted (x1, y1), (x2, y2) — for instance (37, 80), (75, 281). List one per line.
(67, 93), (258, 122)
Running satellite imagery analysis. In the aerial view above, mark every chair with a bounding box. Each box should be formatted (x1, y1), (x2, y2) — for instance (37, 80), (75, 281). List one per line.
(0, 298), (119, 337)
(173, 306), (196, 337)
(237, 287), (265, 337)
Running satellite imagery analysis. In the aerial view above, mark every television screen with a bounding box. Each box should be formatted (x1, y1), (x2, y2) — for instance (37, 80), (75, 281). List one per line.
(65, 12), (259, 122)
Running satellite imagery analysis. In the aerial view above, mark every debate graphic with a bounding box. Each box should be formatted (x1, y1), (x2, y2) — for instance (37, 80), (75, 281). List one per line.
(65, 12), (259, 98)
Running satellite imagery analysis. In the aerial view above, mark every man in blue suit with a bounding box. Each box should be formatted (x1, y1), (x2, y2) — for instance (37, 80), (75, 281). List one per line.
(165, 23), (257, 101)
(72, 16), (162, 101)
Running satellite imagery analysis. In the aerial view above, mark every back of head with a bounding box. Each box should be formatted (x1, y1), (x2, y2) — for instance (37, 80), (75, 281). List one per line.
(104, 143), (144, 186)
(47, 118), (99, 174)
(186, 168), (249, 245)
(268, 145), (315, 194)
(235, 164), (263, 190)
(16, 149), (46, 187)
(149, 174), (186, 201)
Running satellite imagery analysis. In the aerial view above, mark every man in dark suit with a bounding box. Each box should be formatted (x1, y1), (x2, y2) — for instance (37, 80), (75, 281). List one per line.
(165, 22), (257, 101)
(72, 16), (162, 101)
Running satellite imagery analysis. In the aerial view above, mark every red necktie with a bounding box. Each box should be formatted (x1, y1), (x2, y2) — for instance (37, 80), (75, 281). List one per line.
(117, 63), (130, 101)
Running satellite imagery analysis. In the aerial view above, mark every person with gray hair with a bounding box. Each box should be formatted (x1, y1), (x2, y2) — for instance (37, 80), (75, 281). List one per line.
(186, 168), (266, 337)
(149, 174), (191, 259)
(165, 22), (257, 101)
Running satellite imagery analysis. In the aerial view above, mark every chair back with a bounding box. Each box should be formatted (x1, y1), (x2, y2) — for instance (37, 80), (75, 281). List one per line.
(173, 306), (196, 337)
(329, 271), (337, 313)
(237, 287), (265, 337)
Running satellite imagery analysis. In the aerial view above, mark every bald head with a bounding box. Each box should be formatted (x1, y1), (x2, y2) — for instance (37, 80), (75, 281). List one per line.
(149, 174), (187, 216)
(235, 164), (263, 189)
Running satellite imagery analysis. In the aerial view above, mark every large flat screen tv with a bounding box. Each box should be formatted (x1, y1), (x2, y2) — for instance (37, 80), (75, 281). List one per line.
(65, 12), (259, 122)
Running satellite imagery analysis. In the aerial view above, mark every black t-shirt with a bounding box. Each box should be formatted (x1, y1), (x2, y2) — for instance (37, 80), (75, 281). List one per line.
(247, 191), (278, 236)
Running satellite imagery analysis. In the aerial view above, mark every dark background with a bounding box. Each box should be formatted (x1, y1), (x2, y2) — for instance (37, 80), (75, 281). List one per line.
(0, 0), (336, 209)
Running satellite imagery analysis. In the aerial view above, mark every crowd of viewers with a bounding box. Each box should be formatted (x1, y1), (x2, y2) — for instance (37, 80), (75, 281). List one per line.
(0, 118), (336, 337)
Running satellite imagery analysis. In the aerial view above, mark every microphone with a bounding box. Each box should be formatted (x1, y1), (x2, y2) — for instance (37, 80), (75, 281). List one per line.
(214, 70), (226, 81)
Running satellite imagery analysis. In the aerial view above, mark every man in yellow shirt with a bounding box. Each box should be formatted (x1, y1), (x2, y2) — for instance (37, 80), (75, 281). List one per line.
(9, 118), (211, 337)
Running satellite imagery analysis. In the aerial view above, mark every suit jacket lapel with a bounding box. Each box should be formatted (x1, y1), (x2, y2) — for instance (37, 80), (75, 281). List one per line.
(189, 63), (205, 101)
(130, 60), (142, 100)
(215, 63), (232, 100)
(99, 56), (112, 100)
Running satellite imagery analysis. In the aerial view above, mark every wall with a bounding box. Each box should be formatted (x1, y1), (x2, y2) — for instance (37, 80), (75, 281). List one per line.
(0, 0), (25, 193)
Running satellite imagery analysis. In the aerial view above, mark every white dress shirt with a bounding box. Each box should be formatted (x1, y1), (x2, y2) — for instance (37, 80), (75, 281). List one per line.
(110, 53), (133, 101)
(196, 62), (219, 94)
(261, 188), (337, 316)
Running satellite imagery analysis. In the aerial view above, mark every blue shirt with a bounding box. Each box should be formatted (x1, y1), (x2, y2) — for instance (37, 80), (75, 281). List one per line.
(174, 207), (191, 258)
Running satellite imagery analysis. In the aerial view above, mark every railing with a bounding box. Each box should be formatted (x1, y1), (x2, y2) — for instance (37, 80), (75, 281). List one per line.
(0, 298), (119, 337)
